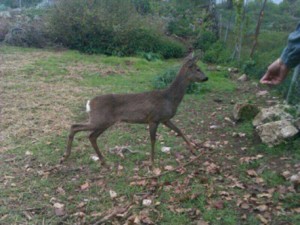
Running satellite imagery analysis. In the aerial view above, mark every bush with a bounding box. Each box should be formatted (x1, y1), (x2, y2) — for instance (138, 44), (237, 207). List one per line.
(0, 18), (10, 41)
(241, 59), (266, 79)
(203, 41), (231, 64)
(46, 0), (185, 58)
(4, 17), (47, 48)
(152, 66), (202, 94)
(193, 30), (218, 52)
(167, 19), (196, 38)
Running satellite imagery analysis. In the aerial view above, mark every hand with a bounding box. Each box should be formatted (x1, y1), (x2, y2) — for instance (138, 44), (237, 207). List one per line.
(260, 59), (289, 85)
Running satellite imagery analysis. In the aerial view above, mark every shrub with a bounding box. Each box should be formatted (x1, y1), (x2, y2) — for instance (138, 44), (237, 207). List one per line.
(241, 59), (266, 79)
(167, 19), (195, 38)
(4, 17), (47, 48)
(152, 66), (202, 94)
(46, 0), (184, 58)
(203, 41), (231, 64)
(0, 18), (10, 41)
(137, 52), (161, 61)
(193, 30), (218, 52)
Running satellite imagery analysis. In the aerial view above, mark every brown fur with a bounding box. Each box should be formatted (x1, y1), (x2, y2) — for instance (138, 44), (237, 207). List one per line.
(61, 55), (208, 167)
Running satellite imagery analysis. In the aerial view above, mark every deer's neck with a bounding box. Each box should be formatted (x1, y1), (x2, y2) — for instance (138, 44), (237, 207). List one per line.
(165, 67), (190, 107)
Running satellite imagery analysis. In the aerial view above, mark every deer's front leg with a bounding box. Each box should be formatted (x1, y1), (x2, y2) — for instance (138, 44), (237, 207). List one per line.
(163, 120), (196, 154)
(149, 122), (159, 169)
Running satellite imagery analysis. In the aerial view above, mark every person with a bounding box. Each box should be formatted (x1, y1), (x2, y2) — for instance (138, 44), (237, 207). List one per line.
(260, 23), (300, 85)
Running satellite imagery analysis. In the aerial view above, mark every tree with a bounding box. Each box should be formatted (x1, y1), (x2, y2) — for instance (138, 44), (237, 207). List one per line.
(231, 0), (244, 61)
(250, 0), (267, 58)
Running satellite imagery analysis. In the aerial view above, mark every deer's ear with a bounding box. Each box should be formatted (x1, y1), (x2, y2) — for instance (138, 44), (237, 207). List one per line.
(184, 52), (197, 65)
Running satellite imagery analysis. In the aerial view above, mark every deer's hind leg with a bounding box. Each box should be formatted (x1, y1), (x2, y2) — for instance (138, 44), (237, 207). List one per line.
(60, 123), (94, 164)
(88, 124), (112, 166)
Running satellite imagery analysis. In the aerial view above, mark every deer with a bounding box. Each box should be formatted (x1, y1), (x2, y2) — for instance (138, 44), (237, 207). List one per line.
(60, 54), (208, 168)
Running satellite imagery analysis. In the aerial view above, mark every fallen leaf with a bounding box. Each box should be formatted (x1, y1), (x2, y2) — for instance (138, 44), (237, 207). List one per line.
(56, 187), (66, 195)
(80, 182), (90, 191)
(257, 193), (272, 199)
(164, 165), (174, 171)
(109, 190), (117, 199)
(292, 208), (300, 213)
(257, 214), (268, 224)
(255, 177), (264, 184)
(247, 169), (258, 177)
(240, 203), (250, 210)
(77, 202), (87, 208)
(196, 219), (209, 225)
(130, 179), (147, 187)
(72, 212), (85, 218)
(255, 205), (268, 212)
(153, 168), (161, 176)
(53, 202), (65, 216)
(204, 161), (220, 174)
(281, 171), (291, 180)
(213, 200), (224, 209)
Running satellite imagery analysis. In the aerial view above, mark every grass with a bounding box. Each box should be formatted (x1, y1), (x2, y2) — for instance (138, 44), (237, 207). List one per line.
(1, 46), (300, 224)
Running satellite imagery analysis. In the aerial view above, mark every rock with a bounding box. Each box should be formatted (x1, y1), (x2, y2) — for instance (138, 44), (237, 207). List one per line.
(233, 103), (260, 121)
(253, 105), (293, 127)
(290, 172), (300, 190)
(238, 74), (248, 82)
(256, 120), (299, 146)
(0, 11), (11, 19)
(228, 67), (239, 73)
(294, 118), (300, 130)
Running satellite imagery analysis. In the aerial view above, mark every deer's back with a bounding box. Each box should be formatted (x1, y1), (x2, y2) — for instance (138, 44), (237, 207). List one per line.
(88, 90), (176, 124)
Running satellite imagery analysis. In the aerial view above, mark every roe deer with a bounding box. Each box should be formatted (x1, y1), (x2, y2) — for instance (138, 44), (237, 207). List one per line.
(61, 54), (208, 167)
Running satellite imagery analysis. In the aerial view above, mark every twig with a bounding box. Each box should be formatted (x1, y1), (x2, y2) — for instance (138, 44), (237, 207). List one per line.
(131, 151), (204, 181)
(92, 203), (134, 225)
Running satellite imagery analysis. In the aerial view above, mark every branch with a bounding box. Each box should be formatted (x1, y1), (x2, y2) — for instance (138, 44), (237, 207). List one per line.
(92, 203), (134, 225)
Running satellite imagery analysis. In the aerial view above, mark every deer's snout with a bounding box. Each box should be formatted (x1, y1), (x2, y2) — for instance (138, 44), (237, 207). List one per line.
(202, 77), (208, 82)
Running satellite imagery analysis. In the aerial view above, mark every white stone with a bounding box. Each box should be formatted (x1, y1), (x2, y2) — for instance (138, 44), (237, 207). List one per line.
(256, 120), (298, 146)
(161, 146), (171, 153)
(142, 199), (152, 206)
(253, 105), (293, 127)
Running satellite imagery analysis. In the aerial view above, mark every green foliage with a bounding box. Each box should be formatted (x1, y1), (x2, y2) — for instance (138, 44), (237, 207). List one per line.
(241, 59), (266, 79)
(131, 0), (152, 15)
(46, 0), (184, 58)
(193, 30), (218, 52)
(2, 0), (43, 8)
(137, 52), (161, 61)
(261, 170), (286, 187)
(203, 41), (231, 64)
(167, 19), (196, 38)
(0, 4), (7, 11)
(152, 66), (201, 94)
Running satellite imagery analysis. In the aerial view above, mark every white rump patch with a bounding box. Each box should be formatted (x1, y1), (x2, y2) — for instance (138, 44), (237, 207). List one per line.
(86, 100), (91, 112)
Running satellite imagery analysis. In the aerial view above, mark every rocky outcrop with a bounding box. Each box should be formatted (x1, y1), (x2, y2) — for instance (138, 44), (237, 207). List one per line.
(253, 104), (299, 146)
(233, 103), (260, 121)
(255, 120), (298, 146)
(253, 105), (293, 127)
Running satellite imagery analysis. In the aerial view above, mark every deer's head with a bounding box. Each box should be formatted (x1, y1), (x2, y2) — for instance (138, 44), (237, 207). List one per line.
(185, 57), (208, 83)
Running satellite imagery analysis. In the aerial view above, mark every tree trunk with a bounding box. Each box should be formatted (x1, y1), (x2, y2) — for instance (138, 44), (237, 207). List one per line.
(250, 0), (267, 58)
(231, 0), (244, 61)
